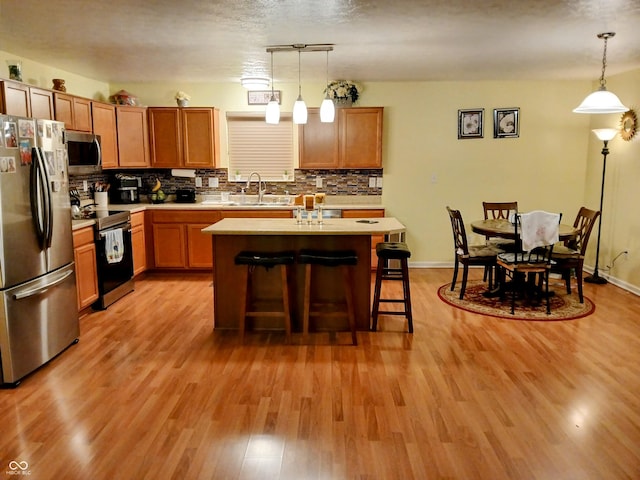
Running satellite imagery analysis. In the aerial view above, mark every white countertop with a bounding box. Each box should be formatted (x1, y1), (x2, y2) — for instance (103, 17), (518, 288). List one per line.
(202, 217), (405, 236)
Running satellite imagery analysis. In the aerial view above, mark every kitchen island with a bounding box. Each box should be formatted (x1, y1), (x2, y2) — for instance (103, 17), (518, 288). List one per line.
(202, 217), (406, 332)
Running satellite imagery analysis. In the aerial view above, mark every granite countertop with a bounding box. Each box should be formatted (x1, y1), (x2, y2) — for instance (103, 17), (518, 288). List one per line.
(202, 217), (405, 236)
(72, 196), (384, 230)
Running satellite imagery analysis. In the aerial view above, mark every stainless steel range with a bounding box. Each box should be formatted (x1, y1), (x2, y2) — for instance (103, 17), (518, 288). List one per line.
(91, 210), (134, 309)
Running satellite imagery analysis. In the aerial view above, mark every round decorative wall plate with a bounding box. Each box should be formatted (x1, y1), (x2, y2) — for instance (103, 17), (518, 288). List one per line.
(620, 109), (637, 141)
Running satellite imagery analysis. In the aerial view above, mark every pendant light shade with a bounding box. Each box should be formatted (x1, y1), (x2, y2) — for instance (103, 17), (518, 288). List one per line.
(265, 51), (280, 124)
(293, 50), (307, 124)
(573, 32), (628, 114)
(320, 50), (335, 123)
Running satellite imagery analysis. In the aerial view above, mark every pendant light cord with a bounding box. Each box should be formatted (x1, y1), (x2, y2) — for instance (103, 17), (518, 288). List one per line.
(298, 50), (302, 97)
(599, 35), (608, 88)
(270, 51), (275, 99)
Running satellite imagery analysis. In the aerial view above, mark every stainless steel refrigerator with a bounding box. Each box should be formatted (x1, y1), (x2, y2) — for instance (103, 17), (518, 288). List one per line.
(0, 114), (79, 387)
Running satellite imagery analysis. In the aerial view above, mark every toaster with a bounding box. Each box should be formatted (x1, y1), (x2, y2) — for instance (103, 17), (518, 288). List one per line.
(175, 188), (196, 203)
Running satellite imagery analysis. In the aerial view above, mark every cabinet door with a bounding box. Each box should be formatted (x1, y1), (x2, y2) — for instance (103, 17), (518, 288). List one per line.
(53, 92), (74, 129)
(148, 107), (182, 168)
(299, 108), (340, 168)
(131, 224), (147, 275)
(187, 223), (214, 268)
(152, 224), (186, 268)
(73, 97), (92, 132)
(1, 81), (30, 117)
(183, 108), (217, 168)
(339, 108), (383, 168)
(92, 102), (119, 169)
(29, 87), (54, 120)
(116, 106), (150, 168)
(73, 227), (99, 310)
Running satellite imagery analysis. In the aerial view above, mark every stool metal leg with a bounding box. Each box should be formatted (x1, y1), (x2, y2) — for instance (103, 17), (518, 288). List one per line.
(401, 258), (413, 333)
(238, 265), (250, 343)
(371, 254), (385, 331)
(280, 264), (292, 343)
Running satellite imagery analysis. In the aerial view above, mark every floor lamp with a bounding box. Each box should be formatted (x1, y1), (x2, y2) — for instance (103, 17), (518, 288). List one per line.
(585, 128), (617, 285)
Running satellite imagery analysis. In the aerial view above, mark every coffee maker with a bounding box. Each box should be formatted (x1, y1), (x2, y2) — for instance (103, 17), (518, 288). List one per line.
(110, 174), (140, 204)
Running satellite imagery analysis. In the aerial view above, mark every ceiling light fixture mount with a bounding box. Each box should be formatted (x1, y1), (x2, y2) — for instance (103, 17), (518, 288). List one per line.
(573, 32), (628, 114)
(241, 77), (270, 90)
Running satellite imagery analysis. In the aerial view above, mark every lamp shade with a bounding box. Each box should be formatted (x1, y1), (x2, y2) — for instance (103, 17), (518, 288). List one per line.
(592, 128), (618, 141)
(265, 99), (280, 124)
(293, 95), (307, 124)
(320, 96), (335, 123)
(573, 88), (629, 114)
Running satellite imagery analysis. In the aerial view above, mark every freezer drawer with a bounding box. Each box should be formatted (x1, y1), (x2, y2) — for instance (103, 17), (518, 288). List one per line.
(0, 263), (79, 386)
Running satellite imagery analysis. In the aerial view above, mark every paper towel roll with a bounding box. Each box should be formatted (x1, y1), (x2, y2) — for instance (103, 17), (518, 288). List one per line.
(171, 169), (196, 178)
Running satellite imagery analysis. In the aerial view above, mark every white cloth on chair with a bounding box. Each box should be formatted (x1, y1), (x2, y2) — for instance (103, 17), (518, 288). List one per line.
(519, 211), (560, 251)
(104, 228), (124, 264)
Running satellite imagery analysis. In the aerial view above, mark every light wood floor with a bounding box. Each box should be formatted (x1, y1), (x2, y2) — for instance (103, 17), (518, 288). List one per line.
(1, 269), (639, 479)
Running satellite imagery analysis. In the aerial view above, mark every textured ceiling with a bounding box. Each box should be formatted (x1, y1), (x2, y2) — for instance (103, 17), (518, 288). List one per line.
(1, 0), (640, 85)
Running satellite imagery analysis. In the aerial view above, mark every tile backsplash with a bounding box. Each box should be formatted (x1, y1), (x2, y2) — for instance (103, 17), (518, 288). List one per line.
(69, 168), (383, 201)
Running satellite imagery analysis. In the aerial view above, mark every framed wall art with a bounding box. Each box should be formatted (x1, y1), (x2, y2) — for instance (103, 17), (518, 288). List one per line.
(458, 109), (484, 139)
(247, 90), (281, 105)
(493, 108), (520, 138)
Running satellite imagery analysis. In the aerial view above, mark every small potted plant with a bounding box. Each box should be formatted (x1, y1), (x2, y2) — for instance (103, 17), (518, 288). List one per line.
(283, 170), (289, 181)
(175, 91), (191, 107)
(234, 170), (242, 181)
(324, 80), (362, 106)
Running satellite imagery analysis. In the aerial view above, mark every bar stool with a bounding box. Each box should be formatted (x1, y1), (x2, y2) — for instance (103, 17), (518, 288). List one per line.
(298, 249), (358, 345)
(371, 242), (413, 333)
(234, 251), (295, 343)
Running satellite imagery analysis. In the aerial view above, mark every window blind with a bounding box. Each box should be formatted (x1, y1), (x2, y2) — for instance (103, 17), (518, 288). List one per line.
(227, 113), (294, 181)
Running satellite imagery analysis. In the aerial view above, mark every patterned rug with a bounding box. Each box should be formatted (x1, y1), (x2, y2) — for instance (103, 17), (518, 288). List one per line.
(437, 280), (595, 321)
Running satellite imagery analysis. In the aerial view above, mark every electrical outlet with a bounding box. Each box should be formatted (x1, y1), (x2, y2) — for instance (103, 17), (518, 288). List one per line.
(369, 177), (377, 188)
(195, 177), (202, 187)
(316, 176), (323, 188)
(83, 180), (88, 192)
(209, 177), (219, 188)
(376, 177), (383, 188)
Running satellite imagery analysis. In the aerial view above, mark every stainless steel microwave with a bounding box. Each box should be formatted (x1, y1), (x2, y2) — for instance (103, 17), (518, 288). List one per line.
(66, 131), (102, 175)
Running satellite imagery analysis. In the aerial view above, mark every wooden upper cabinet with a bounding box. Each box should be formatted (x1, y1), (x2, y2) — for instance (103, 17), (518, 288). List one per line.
(54, 92), (91, 131)
(91, 102), (119, 169)
(182, 108), (219, 168)
(148, 108), (182, 168)
(29, 87), (54, 120)
(340, 108), (383, 168)
(1, 80), (30, 117)
(116, 106), (150, 168)
(299, 108), (340, 168)
(299, 106), (383, 169)
(149, 107), (219, 169)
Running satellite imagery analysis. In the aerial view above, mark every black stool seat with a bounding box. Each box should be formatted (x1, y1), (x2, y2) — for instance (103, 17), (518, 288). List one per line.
(234, 250), (294, 343)
(299, 249), (358, 345)
(372, 242), (413, 333)
(376, 242), (411, 260)
(235, 251), (295, 267)
(298, 249), (358, 266)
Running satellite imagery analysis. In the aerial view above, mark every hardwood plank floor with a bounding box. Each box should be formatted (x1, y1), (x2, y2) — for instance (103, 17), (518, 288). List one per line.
(1, 269), (639, 479)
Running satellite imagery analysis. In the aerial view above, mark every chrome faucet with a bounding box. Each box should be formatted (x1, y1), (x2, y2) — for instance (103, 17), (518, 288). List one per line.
(246, 171), (266, 204)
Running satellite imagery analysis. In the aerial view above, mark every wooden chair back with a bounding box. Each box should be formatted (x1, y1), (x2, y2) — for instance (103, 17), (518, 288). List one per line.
(566, 207), (601, 256)
(447, 206), (470, 256)
(483, 201), (518, 220)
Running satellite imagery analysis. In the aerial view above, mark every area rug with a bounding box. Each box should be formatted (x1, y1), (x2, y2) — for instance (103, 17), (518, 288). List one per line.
(437, 280), (595, 321)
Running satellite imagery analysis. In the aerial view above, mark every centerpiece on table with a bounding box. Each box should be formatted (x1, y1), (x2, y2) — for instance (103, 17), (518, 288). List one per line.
(175, 91), (191, 107)
(324, 80), (361, 106)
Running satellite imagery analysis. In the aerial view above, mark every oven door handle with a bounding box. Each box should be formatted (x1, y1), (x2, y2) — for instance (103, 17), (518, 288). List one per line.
(98, 224), (132, 238)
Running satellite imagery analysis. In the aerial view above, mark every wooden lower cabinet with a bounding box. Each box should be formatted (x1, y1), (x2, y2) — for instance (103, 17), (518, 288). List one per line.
(342, 209), (385, 269)
(130, 211), (147, 275)
(151, 210), (221, 269)
(72, 227), (99, 311)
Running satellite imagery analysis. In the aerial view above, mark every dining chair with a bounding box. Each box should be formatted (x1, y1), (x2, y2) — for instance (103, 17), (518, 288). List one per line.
(481, 201), (519, 281)
(550, 207), (600, 303)
(496, 211), (561, 314)
(446, 206), (500, 300)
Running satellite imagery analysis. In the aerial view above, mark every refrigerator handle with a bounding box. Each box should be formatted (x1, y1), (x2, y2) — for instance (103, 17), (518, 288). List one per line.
(30, 148), (46, 248)
(32, 147), (53, 248)
(13, 268), (74, 300)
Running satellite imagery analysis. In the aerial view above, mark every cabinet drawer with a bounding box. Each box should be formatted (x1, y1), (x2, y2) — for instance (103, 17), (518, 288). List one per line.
(72, 226), (95, 247)
(130, 211), (145, 227)
(152, 210), (221, 224)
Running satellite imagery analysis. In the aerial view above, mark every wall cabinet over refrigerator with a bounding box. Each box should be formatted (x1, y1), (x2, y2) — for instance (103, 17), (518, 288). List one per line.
(299, 107), (383, 169)
(0, 80), (54, 120)
(148, 107), (220, 169)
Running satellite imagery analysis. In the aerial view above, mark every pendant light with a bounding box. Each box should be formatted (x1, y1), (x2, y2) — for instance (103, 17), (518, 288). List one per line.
(293, 49), (308, 124)
(320, 50), (336, 123)
(573, 32), (628, 114)
(265, 51), (280, 124)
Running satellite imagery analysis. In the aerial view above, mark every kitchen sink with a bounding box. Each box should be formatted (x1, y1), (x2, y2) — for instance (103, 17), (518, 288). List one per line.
(201, 194), (293, 206)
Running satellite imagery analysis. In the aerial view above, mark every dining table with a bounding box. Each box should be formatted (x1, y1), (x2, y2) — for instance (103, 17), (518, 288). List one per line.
(470, 218), (578, 241)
